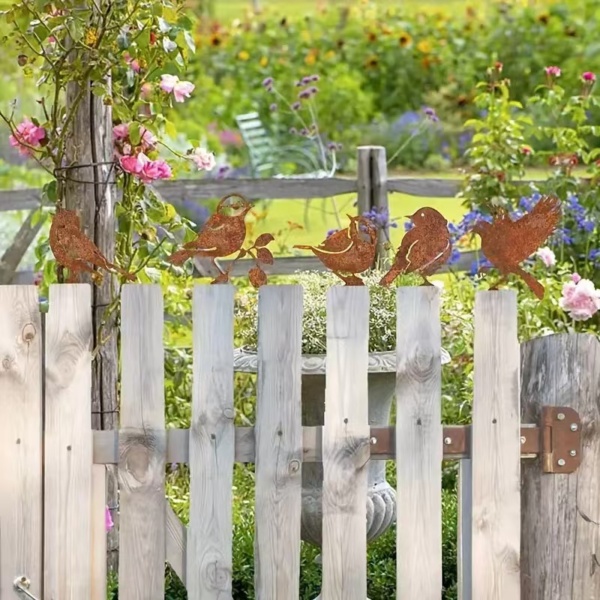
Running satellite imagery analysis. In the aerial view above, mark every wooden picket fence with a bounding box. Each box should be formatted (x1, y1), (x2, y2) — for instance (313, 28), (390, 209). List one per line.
(1, 283), (599, 599)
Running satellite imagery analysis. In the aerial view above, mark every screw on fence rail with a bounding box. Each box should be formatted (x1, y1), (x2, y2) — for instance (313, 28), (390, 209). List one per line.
(13, 576), (40, 600)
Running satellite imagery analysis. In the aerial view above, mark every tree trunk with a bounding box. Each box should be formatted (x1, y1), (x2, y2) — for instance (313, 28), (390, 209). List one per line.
(64, 75), (120, 573)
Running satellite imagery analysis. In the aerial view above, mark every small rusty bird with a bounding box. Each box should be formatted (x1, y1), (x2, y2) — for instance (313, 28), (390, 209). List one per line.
(293, 215), (377, 285)
(167, 194), (253, 280)
(49, 208), (136, 283)
(380, 207), (451, 286)
(470, 195), (561, 299)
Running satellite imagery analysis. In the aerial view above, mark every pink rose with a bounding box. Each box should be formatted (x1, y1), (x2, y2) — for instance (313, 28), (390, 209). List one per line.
(9, 118), (46, 156)
(119, 153), (147, 176)
(105, 506), (114, 532)
(572, 272), (582, 283)
(113, 123), (129, 140)
(140, 127), (157, 151)
(536, 246), (556, 267)
(559, 277), (600, 321)
(545, 66), (561, 77)
(141, 158), (172, 182)
(191, 147), (216, 171)
(582, 71), (596, 82)
(160, 74), (195, 103)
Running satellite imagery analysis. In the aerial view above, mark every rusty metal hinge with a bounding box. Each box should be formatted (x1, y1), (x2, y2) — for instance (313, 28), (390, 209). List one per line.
(542, 407), (582, 474)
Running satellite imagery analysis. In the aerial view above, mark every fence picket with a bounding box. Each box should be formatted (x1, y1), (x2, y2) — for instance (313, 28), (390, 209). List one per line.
(92, 465), (107, 600)
(188, 285), (235, 599)
(472, 291), (520, 599)
(119, 284), (166, 599)
(322, 287), (370, 600)
(44, 284), (93, 598)
(396, 286), (443, 598)
(254, 286), (303, 599)
(0, 286), (43, 598)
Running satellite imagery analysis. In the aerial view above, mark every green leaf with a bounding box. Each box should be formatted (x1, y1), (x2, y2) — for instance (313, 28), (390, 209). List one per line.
(129, 122), (141, 145)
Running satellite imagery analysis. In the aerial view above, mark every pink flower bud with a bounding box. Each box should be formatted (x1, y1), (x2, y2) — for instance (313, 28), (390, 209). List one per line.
(582, 71), (596, 82)
(544, 65), (561, 78)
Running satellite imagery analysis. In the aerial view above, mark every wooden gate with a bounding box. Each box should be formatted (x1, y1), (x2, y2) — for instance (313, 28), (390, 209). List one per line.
(0, 284), (598, 599)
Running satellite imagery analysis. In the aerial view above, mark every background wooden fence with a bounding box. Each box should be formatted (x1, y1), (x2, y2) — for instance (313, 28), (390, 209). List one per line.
(0, 145), (508, 284)
(1, 283), (599, 599)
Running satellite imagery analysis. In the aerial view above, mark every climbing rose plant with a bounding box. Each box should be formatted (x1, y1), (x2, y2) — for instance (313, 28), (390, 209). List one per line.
(0, 0), (213, 288)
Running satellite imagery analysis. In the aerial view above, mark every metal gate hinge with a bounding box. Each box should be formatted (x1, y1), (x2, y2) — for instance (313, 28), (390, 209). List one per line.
(13, 576), (40, 600)
(542, 406), (582, 474)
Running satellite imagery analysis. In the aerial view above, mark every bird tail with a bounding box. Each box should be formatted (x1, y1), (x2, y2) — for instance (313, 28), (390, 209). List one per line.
(514, 266), (545, 300)
(380, 266), (402, 287)
(167, 249), (191, 266)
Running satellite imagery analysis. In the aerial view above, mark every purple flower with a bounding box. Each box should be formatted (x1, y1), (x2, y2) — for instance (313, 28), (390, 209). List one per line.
(216, 164), (231, 179)
(262, 77), (274, 91)
(327, 141), (337, 151)
(363, 207), (396, 229)
(300, 128), (308, 136)
(423, 107), (439, 122)
(301, 76), (312, 85)
(308, 86), (319, 96)
(298, 89), (312, 100)
(289, 127), (298, 134)
(269, 103), (277, 112)
(295, 80), (303, 87)
(327, 229), (338, 237)
(291, 101), (301, 111)
(310, 74), (320, 82)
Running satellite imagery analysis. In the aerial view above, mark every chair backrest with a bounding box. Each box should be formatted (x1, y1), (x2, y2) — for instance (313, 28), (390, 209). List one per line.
(235, 112), (276, 177)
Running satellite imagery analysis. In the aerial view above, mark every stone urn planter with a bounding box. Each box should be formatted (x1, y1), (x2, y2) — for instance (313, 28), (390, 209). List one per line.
(233, 347), (451, 549)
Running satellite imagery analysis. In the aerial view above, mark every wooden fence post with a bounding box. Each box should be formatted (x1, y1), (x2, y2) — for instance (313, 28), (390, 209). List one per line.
(521, 333), (600, 597)
(356, 145), (390, 268)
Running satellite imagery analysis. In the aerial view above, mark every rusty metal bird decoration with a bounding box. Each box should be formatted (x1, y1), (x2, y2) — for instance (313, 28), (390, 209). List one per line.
(166, 193), (274, 287)
(49, 208), (136, 283)
(380, 207), (451, 286)
(293, 215), (377, 285)
(470, 195), (561, 299)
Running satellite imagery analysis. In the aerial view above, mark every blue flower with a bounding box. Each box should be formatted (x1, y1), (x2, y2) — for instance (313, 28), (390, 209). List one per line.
(448, 247), (462, 265)
(469, 256), (492, 278)
(589, 249), (600, 264)
(326, 229), (338, 238)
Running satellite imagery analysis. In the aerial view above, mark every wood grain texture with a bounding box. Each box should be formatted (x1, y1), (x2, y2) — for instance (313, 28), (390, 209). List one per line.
(472, 291), (520, 600)
(458, 459), (472, 600)
(395, 286), (443, 599)
(91, 465), (107, 600)
(254, 286), (303, 599)
(356, 146), (372, 216)
(118, 285), (166, 600)
(44, 284), (93, 599)
(0, 286), (43, 598)
(322, 287), (370, 600)
(167, 503), (187, 586)
(187, 285), (235, 599)
(521, 334), (600, 599)
(371, 146), (389, 262)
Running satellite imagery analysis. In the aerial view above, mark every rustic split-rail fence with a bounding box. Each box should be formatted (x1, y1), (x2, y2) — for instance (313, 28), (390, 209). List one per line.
(1, 282), (598, 599)
(0, 144), (536, 285)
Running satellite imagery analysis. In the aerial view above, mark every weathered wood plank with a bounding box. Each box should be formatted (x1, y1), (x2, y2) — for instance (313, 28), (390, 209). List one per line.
(395, 286), (443, 598)
(521, 334), (600, 598)
(44, 284), (93, 598)
(458, 459), (472, 600)
(91, 465), (107, 600)
(254, 286), (303, 598)
(152, 177), (357, 201)
(118, 285), (166, 600)
(0, 286), (43, 598)
(472, 291), (520, 599)
(322, 287), (370, 599)
(187, 285), (235, 599)
(167, 503), (187, 586)
(0, 188), (42, 211)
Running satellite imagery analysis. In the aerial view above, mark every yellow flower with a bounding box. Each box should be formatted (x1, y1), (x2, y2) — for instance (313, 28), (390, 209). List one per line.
(399, 32), (413, 48)
(325, 50), (336, 60)
(84, 28), (98, 46)
(260, 56), (269, 67)
(305, 52), (317, 66)
(238, 50), (250, 61)
(417, 39), (432, 53)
